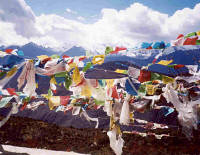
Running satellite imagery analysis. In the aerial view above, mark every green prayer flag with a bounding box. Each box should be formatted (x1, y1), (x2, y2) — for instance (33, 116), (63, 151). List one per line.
(0, 71), (6, 78)
(105, 46), (113, 55)
(83, 62), (92, 72)
(94, 99), (105, 105)
(23, 97), (31, 103)
(151, 72), (162, 81)
(184, 32), (197, 38)
(64, 74), (72, 90)
(196, 40), (200, 45)
(138, 84), (146, 96)
(55, 72), (67, 77)
(48, 89), (53, 96)
(51, 54), (60, 59)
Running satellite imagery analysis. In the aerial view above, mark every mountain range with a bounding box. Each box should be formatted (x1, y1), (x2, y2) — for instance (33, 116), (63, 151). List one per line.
(0, 42), (86, 58)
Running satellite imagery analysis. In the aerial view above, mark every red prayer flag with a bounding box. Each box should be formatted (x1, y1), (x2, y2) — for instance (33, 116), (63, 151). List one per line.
(174, 64), (185, 69)
(67, 58), (74, 64)
(6, 88), (18, 96)
(110, 47), (127, 54)
(20, 102), (28, 111)
(79, 56), (86, 61)
(138, 70), (151, 83)
(146, 46), (152, 50)
(60, 96), (70, 106)
(5, 49), (13, 54)
(51, 89), (57, 94)
(111, 85), (119, 99)
(177, 34), (184, 39)
(183, 36), (198, 45)
(152, 58), (157, 64)
(63, 55), (70, 59)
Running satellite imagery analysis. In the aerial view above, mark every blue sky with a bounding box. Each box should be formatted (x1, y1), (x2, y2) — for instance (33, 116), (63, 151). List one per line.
(25, 0), (200, 22)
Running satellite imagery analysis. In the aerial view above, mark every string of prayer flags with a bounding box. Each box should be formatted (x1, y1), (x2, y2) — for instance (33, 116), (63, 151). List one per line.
(0, 30), (199, 154)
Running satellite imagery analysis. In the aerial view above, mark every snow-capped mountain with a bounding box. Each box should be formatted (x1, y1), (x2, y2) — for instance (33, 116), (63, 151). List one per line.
(0, 42), (56, 58)
(61, 46), (86, 57)
(19, 42), (57, 58)
(1, 43), (87, 58)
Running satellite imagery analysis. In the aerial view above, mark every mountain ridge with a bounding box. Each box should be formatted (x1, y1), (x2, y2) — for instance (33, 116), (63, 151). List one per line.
(0, 43), (86, 58)
(61, 46), (86, 57)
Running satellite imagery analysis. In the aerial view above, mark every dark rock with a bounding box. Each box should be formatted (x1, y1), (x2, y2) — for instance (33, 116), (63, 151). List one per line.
(0, 115), (200, 154)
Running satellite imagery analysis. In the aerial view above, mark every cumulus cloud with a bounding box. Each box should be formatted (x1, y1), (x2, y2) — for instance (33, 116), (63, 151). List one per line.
(0, 9), (4, 15)
(0, 0), (200, 52)
(77, 16), (85, 21)
(0, 0), (40, 38)
(165, 4), (200, 38)
(66, 8), (77, 14)
(0, 20), (28, 46)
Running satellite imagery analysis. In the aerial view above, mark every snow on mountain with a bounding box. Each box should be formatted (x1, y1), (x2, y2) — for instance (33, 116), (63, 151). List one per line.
(61, 46), (86, 57)
(0, 42), (57, 58)
(1, 43), (88, 58)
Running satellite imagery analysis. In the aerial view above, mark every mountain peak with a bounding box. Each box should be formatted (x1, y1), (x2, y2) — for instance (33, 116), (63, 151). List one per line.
(1, 43), (87, 58)
(61, 46), (86, 57)
(23, 42), (50, 50)
(20, 42), (57, 58)
(24, 42), (36, 46)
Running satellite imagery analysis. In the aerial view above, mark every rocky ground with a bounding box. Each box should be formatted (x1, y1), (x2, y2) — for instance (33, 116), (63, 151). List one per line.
(0, 116), (200, 155)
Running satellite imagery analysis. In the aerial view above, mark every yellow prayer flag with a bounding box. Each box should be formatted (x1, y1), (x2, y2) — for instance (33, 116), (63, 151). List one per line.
(146, 84), (156, 95)
(92, 55), (105, 65)
(81, 85), (92, 97)
(49, 96), (60, 110)
(67, 63), (77, 71)
(197, 30), (200, 36)
(37, 55), (49, 60)
(116, 124), (122, 135)
(162, 75), (175, 84)
(50, 76), (57, 85)
(72, 66), (81, 84)
(6, 67), (17, 77)
(130, 112), (134, 123)
(41, 94), (49, 99)
(106, 79), (114, 88)
(157, 60), (173, 66)
(71, 99), (77, 104)
(115, 69), (127, 74)
(110, 114), (115, 130)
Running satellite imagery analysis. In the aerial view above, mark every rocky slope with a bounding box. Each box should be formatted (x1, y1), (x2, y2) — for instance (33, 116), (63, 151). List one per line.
(0, 116), (200, 155)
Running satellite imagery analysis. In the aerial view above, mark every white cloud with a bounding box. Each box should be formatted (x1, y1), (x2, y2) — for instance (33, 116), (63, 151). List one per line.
(0, 0), (40, 38)
(33, 14), (86, 50)
(91, 15), (98, 18)
(66, 8), (77, 14)
(0, 9), (4, 15)
(0, 0), (200, 53)
(77, 16), (85, 21)
(0, 21), (28, 46)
